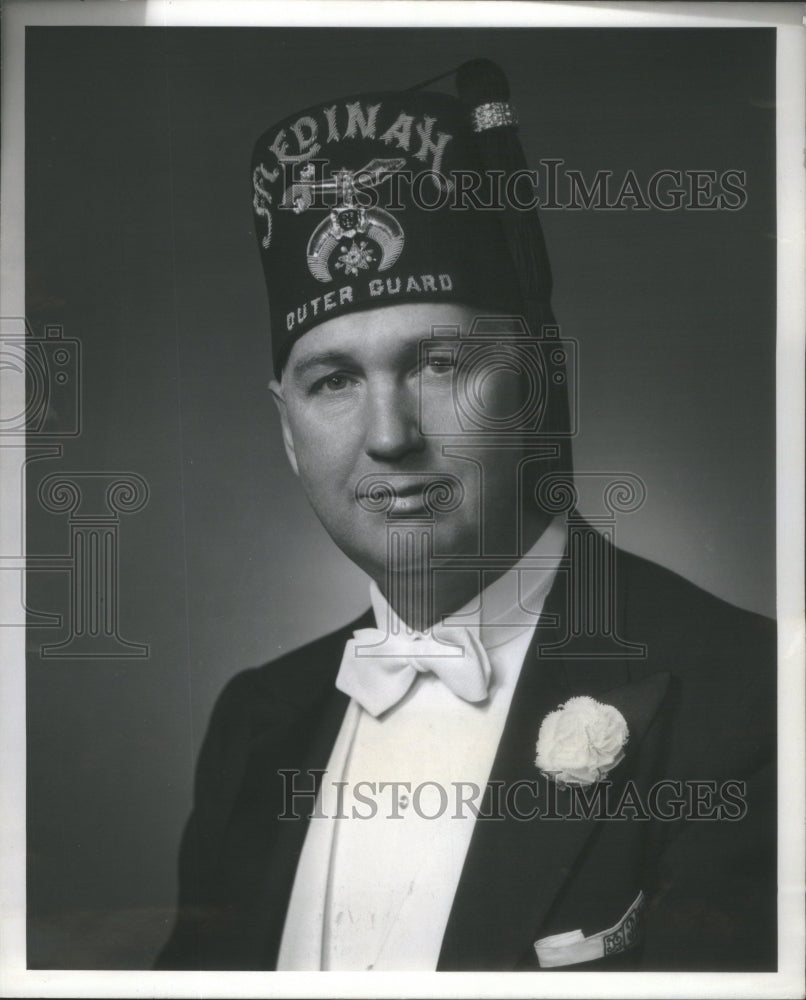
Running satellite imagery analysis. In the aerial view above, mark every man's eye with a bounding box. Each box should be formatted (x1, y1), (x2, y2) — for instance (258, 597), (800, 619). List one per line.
(425, 354), (455, 373)
(317, 372), (354, 392)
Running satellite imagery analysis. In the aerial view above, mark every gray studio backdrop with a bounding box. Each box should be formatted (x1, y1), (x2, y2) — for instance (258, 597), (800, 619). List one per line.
(24, 27), (775, 967)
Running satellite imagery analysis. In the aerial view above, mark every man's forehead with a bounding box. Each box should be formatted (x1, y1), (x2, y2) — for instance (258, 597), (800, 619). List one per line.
(285, 301), (479, 368)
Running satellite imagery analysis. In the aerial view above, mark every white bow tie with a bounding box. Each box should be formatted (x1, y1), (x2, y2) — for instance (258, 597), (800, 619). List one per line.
(336, 625), (493, 717)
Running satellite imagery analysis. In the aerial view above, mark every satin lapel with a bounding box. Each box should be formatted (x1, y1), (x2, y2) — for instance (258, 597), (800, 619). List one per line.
(438, 560), (670, 971)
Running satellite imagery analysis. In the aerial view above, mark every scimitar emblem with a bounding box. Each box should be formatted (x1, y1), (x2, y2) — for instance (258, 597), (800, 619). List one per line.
(282, 159), (406, 283)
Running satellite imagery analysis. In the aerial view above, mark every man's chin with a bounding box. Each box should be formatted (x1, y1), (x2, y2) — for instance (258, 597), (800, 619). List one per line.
(338, 521), (480, 577)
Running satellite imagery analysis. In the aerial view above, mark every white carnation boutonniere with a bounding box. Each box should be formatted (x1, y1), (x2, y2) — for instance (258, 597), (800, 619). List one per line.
(535, 696), (629, 786)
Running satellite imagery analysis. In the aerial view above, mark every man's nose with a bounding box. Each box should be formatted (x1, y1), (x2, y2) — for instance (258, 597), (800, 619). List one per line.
(363, 381), (425, 462)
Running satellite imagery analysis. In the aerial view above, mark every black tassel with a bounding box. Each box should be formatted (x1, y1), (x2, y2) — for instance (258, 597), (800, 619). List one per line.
(455, 58), (511, 106)
(455, 58), (554, 331)
(455, 58), (572, 477)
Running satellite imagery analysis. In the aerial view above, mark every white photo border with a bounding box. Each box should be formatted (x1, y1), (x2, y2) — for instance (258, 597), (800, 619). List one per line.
(1, 2), (803, 998)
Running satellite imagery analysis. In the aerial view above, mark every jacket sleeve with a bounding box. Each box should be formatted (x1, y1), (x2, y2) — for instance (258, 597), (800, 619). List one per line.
(154, 670), (258, 970)
(640, 757), (776, 970)
(638, 623), (777, 972)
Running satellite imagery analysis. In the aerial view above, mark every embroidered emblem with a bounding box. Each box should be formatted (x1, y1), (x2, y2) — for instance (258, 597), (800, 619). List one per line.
(281, 158), (406, 283)
(603, 892), (646, 955)
(534, 890), (646, 968)
(335, 239), (376, 276)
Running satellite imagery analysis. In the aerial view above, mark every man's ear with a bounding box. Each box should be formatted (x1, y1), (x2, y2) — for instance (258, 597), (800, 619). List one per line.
(268, 378), (299, 476)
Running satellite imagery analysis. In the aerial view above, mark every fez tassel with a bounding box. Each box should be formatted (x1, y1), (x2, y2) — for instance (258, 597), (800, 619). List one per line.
(456, 57), (573, 481)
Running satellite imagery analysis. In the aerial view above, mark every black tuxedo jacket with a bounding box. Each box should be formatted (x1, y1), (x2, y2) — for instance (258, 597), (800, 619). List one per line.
(156, 539), (776, 972)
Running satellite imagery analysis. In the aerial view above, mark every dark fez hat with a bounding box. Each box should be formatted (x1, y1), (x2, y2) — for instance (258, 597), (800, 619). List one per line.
(251, 58), (558, 379)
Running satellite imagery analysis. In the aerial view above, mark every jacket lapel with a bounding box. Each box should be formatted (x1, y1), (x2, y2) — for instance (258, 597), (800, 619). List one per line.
(236, 615), (374, 968)
(438, 558), (670, 970)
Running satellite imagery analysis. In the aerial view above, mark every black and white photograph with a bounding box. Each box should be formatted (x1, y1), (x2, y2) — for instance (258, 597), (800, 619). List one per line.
(0, 1), (803, 997)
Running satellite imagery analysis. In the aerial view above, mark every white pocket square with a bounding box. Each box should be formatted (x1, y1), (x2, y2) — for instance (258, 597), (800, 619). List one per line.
(534, 890), (646, 968)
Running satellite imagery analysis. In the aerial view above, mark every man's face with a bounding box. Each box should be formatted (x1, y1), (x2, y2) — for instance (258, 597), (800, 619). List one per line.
(271, 302), (538, 584)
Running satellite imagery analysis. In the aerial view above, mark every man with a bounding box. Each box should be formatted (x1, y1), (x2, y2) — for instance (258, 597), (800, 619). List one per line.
(157, 59), (775, 972)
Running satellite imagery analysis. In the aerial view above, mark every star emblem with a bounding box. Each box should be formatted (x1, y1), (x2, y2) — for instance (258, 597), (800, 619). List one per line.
(335, 239), (376, 276)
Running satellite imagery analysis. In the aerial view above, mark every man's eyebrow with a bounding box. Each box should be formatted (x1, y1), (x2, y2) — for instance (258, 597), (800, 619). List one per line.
(289, 338), (430, 380)
(289, 351), (359, 378)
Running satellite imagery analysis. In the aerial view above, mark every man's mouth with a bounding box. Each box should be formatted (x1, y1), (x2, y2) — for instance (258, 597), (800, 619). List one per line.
(387, 488), (429, 513)
(385, 482), (426, 499)
(355, 476), (431, 513)
(354, 473), (465, 516)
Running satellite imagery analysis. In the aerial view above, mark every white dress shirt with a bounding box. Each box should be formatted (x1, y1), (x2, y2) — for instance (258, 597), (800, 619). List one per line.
(277, 516), (566, 970)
